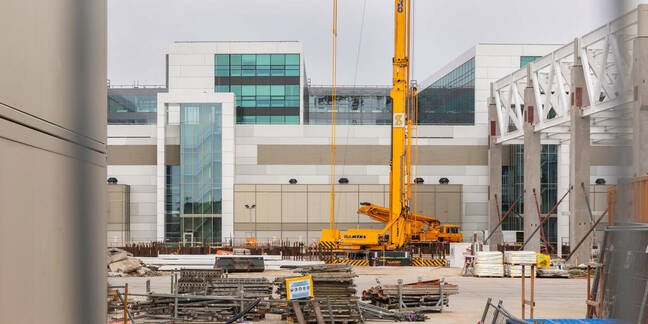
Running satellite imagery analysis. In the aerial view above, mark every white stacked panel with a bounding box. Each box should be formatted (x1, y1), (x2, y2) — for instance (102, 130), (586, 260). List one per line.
(474, 251), (503, 277)
(504, 251), (536, 277)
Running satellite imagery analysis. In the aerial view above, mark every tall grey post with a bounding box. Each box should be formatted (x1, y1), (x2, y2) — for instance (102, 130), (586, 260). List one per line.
(523, 65), (542, 252)
(488, 83), (503, 249)
(569, 38), (592, 265)
(633, 4), (648, 177)
(0, 1), (107, 323)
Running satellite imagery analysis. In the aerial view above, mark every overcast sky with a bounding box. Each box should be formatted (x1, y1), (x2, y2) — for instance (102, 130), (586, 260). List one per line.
(108, 0), (632, 86)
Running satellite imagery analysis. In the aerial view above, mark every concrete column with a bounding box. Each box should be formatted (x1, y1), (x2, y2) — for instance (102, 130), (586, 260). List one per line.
(523, 67), (542, 252)
(633, 4), (648, 177)
(488, 83), (503, 250)
(569, 38), (592, 265)
(556, 143), (571, 257)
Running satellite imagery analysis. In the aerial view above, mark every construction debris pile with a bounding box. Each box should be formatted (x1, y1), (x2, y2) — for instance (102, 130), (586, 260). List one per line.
(274, 263), (362, 323)
(128, 270), (271, 322)
(362, 279), (458, 313)
(107, 247), (156, 276)
(474, 251), (504, 277)
(504, 251), (536, 277)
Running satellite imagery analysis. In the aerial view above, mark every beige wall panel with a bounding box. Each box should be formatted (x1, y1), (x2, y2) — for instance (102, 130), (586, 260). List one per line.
(234, 191), (255, 223)
(437, 184), (462, 193)
(282, 223), (309, 231)
(359, 184), (384, 192)
(166, 145), (180, 165)
(107, 145), (156, 165)
(414, 192), (436, 217)
(235, 184), (256, 192)
(282, 192), (307, 223)
(256, 192), (281, 223)
(258, 145), (487, 165)
(436, 192), (462, 224)
(257, 184), (281, 192)
(334, 192), (359, 223)
(308, 184), (331, 192)
(282, 184), (308, 192)
(415, 184), (436, 193)
(335, 185), (359, 192)
(308, 223), (360, 231)
(308, 192), (331, 223)
(253, 223), (282, 231)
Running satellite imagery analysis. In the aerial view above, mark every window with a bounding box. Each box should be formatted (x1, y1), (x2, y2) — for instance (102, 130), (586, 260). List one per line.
(417, 57), (475, 125)
(177, 103), (223, 244)
(214, 53), (300, 124)
(501, 144), (558, 246)
(520, 56), (541, 68)
(306, 87), (392, 125)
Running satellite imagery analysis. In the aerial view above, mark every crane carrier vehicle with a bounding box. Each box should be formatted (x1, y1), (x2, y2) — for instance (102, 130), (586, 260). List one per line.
(318, 0), (462, 265)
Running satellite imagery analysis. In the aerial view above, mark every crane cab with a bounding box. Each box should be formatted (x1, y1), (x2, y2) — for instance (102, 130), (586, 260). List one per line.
(438, 225), (462, 242)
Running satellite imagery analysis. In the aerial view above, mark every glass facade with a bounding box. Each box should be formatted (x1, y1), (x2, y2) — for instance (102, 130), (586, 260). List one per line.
(520, 56), (542, 68)
(165, 165), (181, 242)
(306, 86), (392, 125)
(214, 54), (300, 124)
(501, 144), (558, 245)
(417, 57), (475, 125)
(178, 103), (223, 244)
(107, 88), (166, 124)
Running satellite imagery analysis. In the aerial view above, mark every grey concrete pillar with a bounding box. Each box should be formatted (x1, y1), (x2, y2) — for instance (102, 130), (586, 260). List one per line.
(633, 4), (648, 177)
(569, 38), (592, 265)
(523, 66), (542, 252)
(488, 83), (503, 250)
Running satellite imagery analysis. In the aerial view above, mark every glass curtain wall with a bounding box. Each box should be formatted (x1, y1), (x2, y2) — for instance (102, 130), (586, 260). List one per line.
(178, 103), (223, 244)
(501, 144), (558, 245)
(417, 57), (475, 125)
(215, 54), (300, 124)
(307, 92), (392, 125)
(108, 88), (165, 124)
(165, 165), (181, 242)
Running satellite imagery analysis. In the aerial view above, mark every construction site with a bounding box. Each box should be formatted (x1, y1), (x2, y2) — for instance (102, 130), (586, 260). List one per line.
(2, 0), (648, 324)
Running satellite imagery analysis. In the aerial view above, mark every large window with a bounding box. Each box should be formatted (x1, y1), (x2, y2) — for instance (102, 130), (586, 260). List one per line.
(178, 103), (222, 244)
(520, 56), (542, 68)
(165, 165), (181, 242)
(108, 88), (165, 124)
(307, 86), (392, 125)
(417, 58), (475, 125)
(501, 144), (558, 245)
(215, 54), (300, 124)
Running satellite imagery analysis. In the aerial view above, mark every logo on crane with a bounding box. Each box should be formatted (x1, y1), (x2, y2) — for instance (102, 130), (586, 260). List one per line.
(397, 0), (403, 13)
(344, 234), (367, 239)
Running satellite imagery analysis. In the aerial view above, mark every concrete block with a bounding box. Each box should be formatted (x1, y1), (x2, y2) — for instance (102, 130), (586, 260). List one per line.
(108, 258), (142, 273)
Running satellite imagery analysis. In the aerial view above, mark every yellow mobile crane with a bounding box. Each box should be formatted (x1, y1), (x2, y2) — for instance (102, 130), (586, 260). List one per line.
(319, 0), (462, 252)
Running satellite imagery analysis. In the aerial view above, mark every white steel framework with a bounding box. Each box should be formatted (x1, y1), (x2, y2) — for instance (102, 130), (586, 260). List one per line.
(492, 8), (638, 145)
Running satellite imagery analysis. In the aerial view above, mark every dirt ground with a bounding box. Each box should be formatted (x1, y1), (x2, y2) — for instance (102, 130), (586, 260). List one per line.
(108, 266), (587, 323)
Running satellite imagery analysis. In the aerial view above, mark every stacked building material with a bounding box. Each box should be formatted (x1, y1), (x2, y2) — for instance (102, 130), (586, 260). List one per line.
(474, 251), (504, 277)
(273, 263), (362, 323)
(127, 270), (271, 322)
(504, 251), (536, 277)
(361, 279), (458, 312)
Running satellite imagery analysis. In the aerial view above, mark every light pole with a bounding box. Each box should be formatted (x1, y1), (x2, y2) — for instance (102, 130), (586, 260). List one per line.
(244, 204), (256, 240)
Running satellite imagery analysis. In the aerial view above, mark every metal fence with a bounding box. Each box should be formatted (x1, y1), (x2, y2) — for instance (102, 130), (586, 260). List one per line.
(480, 298), (530, 324)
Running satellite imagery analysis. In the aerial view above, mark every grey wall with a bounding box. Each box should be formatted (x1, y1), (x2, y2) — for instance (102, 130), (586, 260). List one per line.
(0, 1), (107, 323)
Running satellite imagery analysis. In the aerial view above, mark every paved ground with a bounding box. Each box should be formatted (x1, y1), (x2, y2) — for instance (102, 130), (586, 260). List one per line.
(108, 267), (587, 323)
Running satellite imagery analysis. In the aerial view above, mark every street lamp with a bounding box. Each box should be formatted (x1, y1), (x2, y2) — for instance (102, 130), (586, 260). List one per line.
(244, 204), (256, 239)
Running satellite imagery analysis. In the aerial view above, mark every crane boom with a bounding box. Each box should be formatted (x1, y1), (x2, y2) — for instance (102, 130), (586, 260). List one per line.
(388, 0), (410, 249)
